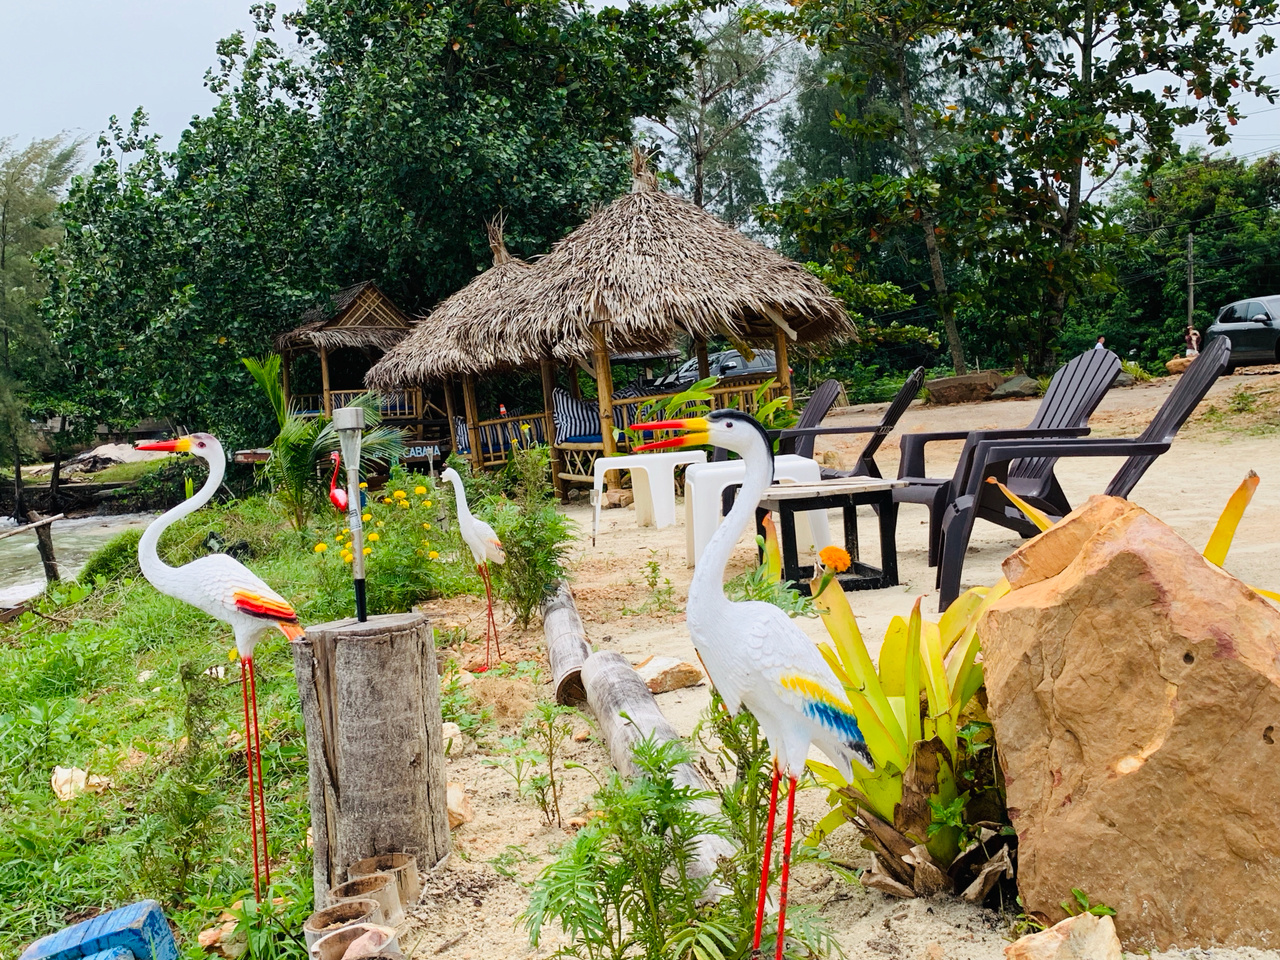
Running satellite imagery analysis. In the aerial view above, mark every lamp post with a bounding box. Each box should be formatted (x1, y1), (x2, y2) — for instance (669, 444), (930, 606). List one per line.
(333, 406), (368, 622)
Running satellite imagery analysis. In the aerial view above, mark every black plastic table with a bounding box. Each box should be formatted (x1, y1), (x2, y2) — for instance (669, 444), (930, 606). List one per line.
(757, 478), (903, 594)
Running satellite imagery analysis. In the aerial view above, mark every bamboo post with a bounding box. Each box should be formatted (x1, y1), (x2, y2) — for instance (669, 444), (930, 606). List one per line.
(568, 365), (582, 400)
(773, 326), (793, 408)
(461, 373), (484, 472)
(443, 379), (458, 453)
(695, 340), (711, 381)
(581, 651), (735, 885)
(592, 327), (619, 491)
(320, 346), (333, 418)
(291, 612), (451, 907)
(542, 582), (590, 707)
(540, 359), (565, 502)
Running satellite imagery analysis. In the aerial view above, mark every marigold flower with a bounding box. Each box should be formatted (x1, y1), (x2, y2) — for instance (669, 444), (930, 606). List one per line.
(422, 522), (431, 529)
(383, 497), (393, 504)
(424, 499), (432, 507)
(363, 547), (372, 556)
(376, 520), (385, 527)
(359, 482), (368, 489)
(429, 550), (440, 559)
(819, 545), (852, 572)
(415, 485), (427, 495)
(343, 553), (353, 564)
(314, 542), (328, 553)
(361, 513), (371, 522)
(367, 532), (380, 542)
(393, 490), (407, 499)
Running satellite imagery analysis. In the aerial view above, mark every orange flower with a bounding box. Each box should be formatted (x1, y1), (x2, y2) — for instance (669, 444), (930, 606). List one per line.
(819, 545), (851, 572)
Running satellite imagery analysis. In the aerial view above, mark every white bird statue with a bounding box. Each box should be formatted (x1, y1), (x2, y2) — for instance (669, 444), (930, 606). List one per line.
(135, 432), (304, 901)
(441, 466), (506, 670)
(632, 410), (871, 959)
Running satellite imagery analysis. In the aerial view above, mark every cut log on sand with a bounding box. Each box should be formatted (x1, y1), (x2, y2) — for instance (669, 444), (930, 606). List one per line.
(582, 650), (735, 884)
(542, 581), (591, 707)
(292, 613), (451, 906)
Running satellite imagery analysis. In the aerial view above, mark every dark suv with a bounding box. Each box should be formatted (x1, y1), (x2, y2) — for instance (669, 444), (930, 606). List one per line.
(654, 349), (777, 389)
(1206, 296), (1280, 370)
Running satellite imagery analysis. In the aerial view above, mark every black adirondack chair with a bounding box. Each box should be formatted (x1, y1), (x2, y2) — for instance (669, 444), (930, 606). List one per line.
(896, 349), (1121, 567)
(933, 335), (1230, 610)
(762, 367), (926, 478)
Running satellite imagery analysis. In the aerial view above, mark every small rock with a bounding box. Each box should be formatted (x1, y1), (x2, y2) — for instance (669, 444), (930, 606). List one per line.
(924, 943), (945, 960)
(455, 669), (475, 688)
(566, 488), (582, 501)
(634, 656), (703, 694)
(1003, 913), (1121, 960)
(988, 374), (1040, 399)
(51, 765), (111, 801)
(865, 938), (901, 956)
(603, 489), (635, 509)
(198, 919), (246, 958)
(567, 817), (589, 830)
(137, 670), (155, 683)
(1112, 371), (1136, 388)
(440, 721), (468, 758)
(447, 781), (474, 829)
(572, 727), (592, 742)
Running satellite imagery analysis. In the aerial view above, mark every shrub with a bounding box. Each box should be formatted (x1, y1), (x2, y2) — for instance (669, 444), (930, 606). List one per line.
(1120, 359), (1152, 383)
(78, 529), (143, 584)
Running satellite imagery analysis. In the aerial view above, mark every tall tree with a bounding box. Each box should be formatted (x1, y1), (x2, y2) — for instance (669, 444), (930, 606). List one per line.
(41, 0), (696, 447)
(649, 5), (803, 229)
(0, 135), (82, 518)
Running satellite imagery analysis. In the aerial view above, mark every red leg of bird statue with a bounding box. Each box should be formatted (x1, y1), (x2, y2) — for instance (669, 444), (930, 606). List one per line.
(774, 775), (799, 960)
(478, 563), (502, 670)
(751, 765), (782, 954)
(246, 657), (271, 889)
(240, 659), (262, 901)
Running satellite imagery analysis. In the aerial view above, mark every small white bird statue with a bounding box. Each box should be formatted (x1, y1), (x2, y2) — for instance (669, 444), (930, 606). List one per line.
(135, 432), (304, 901)
(441, 466), (506, 670)
(632, 410), (871, 959)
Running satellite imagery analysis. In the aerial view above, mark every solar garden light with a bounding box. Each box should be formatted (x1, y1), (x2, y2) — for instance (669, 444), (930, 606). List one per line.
(333, 406), (368, 622)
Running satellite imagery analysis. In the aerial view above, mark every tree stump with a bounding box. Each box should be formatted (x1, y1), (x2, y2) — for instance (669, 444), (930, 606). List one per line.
(542, 582), (591, 707)
(291, 613), (450, 906)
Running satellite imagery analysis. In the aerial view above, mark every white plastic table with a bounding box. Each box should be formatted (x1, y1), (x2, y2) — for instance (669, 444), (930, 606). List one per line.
(592, 450), (708, 544)
(684, 454), (832, 567)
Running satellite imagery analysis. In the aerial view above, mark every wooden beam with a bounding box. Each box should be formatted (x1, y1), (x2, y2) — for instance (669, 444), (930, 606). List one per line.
(695, 339), (710, 381)
(281, 352), (292, 410)
(443, 379), (458, 453)
(320, 345), (333, 418)
(0, 513), (64, 543)
(592, 327), (619, 491)
(540, 359), (565, 502)
(774, 324), (793, 408)
(461, 373), (484, 472)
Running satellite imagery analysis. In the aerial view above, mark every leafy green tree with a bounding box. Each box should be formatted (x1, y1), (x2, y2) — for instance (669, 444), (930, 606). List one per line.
(41, 0), (697, 448)
(0, 135), (82, 517)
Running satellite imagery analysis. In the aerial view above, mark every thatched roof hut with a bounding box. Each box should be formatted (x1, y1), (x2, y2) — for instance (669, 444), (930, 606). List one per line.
(276, 281), (413, 354)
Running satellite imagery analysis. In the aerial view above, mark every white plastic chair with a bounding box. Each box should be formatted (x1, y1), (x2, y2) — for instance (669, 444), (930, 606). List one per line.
(591, 450), (708, 544)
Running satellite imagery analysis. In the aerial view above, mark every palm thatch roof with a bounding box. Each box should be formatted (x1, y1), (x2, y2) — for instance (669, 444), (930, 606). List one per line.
(506, 159), (853, 362)
(275, 281), (414, 354)
(366, 221), (537, 386)
(367, 153), (853, 386)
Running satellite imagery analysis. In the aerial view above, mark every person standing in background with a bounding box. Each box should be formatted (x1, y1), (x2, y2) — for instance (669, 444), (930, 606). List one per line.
(1094, 335), (1106, 350)
(1185, 325), (1201, 357)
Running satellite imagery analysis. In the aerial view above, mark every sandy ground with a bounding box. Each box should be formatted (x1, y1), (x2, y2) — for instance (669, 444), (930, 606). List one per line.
(408, 369), (1280, 960)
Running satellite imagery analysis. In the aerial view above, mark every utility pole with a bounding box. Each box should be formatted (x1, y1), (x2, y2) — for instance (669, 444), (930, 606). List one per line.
(1187, 232), (1195, 327)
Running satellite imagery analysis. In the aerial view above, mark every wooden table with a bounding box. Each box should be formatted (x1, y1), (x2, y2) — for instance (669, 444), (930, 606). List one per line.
(757, 478), (904, 594)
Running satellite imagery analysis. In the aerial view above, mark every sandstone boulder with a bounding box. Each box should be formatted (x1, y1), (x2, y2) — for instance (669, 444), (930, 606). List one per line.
(1004, 913), (1121, 960)
(925, 371), (1006, 405)
(988, 375), (1041, 399)
(982, 497), (1280, 949)
(634, 656), (704, 693)
(446, 781), (474, 829)
(1164, 355), (1193, 375)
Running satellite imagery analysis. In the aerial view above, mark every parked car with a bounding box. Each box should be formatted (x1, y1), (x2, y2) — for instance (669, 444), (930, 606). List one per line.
(1205, 296), (1280, 371)
(655, 349), (778, 389)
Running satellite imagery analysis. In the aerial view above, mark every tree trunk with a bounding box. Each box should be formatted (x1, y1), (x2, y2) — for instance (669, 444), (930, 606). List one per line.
(49, 416), (65, 509)
(581, 651), (735, 885)
(12, 439), (25, 523)
(542, 582), (591, 707)
(32, 521), (59, 583)
(291, 613), (451, 907)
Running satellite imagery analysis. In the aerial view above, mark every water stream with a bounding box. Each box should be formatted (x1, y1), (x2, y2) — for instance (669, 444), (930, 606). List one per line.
(0, 513), (157, 607)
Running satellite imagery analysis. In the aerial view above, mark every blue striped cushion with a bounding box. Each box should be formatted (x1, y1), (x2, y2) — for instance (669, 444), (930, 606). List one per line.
(453, 416), (470, 454)
(553, 388), (601, 442)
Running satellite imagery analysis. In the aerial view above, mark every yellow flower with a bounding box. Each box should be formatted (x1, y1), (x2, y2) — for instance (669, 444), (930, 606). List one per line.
(361, 513), (371, 522)
(314, 542), (328, 553)
(228, 647), (238, 663)
(393, 490), (407, 499)
(424, 499), (432, 507)
(383, 497), (393, 504)
(368, 532), (380, 542)
(343, 527), (350, 534)
(343, 553), (353, 564)
(429, 550), (439, 559)
(415, 485), (427, 495)
(422, 522), (431, 530)
(819, 545), (852, 573)
(359, 482), (368, 489)
(363, 547), (372, 556)
(376, 520), (385, 527)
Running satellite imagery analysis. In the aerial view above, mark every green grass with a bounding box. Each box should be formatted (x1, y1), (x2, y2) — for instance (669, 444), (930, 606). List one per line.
(0, 488), (485, 958)
(77, 458), (173, 483)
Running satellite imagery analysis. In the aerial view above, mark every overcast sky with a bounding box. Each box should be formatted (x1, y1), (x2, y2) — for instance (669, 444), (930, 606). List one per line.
(2, 1), (1278, 168)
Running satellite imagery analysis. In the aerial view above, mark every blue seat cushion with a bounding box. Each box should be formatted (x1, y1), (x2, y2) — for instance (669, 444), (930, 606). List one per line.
(563, 434), (602, 444)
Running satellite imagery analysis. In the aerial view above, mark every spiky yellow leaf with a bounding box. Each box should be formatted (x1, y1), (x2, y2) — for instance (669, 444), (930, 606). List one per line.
(903, 598), (924, 748)
(762, 513), (782, 583)
(878, 615), (908, 695)
(986, 477), (1054, 531)
(1203, 471), (1259, 567)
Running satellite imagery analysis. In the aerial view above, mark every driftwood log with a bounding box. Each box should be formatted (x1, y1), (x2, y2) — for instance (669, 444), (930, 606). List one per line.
(291, 613), (450, 906)
(542, 582), (591, 707)
(581, 651), (734, 882)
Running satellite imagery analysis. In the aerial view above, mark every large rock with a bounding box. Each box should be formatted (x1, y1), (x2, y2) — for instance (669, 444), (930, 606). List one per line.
(1164, 355), (1193, 375)
(988, 375), (1041, 399)
(924, 371), (1006, 405)
(981, 496), (1280, 949)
